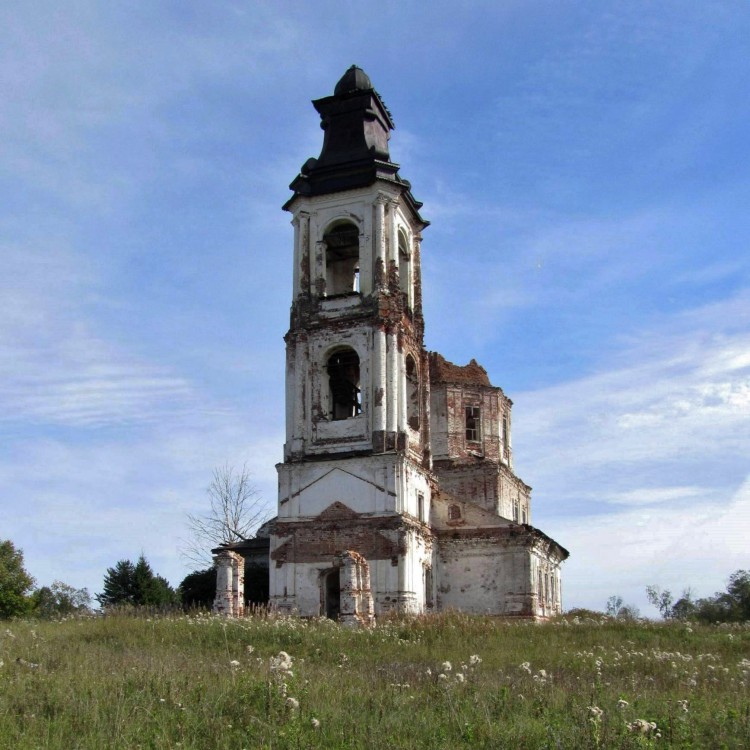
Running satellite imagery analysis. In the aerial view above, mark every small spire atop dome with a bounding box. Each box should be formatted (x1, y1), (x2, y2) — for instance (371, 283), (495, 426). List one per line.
(334, 65), (373, 96)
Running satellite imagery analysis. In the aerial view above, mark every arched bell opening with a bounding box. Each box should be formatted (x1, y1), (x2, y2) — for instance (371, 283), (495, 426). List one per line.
(327, 347), (361, 420)
(324, 222), (360, 296)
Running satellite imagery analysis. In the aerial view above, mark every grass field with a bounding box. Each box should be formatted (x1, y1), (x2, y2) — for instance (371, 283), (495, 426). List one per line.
(1, 611), (748, 749)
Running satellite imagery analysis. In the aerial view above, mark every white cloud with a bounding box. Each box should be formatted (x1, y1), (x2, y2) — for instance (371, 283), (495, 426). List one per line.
(511, 293), (750, 610)
(601, 486), (707, 507)
(552, 475), (750, 613)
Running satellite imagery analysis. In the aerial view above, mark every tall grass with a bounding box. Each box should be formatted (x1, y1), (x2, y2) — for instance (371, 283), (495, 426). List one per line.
(1, 611), (748, 748)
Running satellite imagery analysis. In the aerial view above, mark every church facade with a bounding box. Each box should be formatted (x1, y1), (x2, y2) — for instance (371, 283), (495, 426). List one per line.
(213, 67), (567, 623)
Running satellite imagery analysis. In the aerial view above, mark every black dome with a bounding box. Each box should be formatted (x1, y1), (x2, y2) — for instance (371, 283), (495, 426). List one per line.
(334, 65), (373, 96)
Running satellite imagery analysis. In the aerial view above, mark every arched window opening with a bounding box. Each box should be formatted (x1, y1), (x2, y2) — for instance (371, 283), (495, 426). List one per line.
(324, 223), (360, 296)
(327, 348), (361, 420)
(405, 354), (420, 430)
(448, 503), (462, 521)
(398, 230), (411, 306)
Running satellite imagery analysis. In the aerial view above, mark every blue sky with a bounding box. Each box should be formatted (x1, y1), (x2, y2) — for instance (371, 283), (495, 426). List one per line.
(2, 1), (749, 614)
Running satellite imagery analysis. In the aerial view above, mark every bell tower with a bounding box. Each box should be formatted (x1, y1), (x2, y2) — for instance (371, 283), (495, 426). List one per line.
(270, 67), (435, 618)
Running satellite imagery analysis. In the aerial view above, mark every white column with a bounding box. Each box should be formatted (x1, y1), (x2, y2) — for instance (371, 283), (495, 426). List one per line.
(212, 551), (234, 615)
(386, 330), (398, 438)
(388, 198), (399, 268)
(374, 196), (387, 287)
(372, 327), (386, 436)
(232, 553), (244, 616)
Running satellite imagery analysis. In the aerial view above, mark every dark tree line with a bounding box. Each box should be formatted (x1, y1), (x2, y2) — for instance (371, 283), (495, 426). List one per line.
(97, 555), (178, 608)
(0, 539), (91, 619)
(647, 570), (750, 624)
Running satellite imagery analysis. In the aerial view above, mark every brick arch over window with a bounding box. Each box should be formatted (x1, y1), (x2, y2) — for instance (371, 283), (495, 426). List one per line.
(323, 221), (360, 295)
(326, 347), (361, 420)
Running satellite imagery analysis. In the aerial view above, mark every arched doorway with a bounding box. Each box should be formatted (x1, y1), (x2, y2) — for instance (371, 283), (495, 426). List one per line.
(323, 567), (341, 620)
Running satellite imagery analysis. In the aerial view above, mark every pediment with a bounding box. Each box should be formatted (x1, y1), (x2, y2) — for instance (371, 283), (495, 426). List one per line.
(317, 501), (360, 520)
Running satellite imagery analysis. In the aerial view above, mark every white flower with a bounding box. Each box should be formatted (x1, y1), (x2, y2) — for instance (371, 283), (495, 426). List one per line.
(285, 697), (299, 711)
(441, 661), (452, 673)
(229, 660), (241, 668)
(246, 645), (255, 654)
(677, 700), (689, 713)
(588, 706), (604, 719)
(311, 718), (320, 729)
(519, 662), (532, 674)
(627, 719), (658, 735)
(438, 673), (448, 681)
(617, 699), (629, 709)
(469, 654), (482, 666)
(455, 673), (465, 683)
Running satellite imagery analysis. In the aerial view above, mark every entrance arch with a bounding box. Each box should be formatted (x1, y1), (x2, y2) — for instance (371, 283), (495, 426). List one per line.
(322, 567), (341, 620)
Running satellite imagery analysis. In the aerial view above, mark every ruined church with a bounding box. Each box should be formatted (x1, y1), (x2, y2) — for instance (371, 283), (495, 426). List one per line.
(213, 66), (568, 623)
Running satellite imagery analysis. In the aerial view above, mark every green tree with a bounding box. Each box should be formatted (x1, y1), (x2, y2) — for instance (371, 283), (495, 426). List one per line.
(646, 585), (675, 619)
(671, 589), (698, 621)
(97, 555), (177, 608)
(692, 570), (750, 623)
(0, 540), (35, 618)
(33, 581), (91, 618)
(178, 567), (216, 609)
(133, 555), (177, 606)
(97, 559), (137, 607)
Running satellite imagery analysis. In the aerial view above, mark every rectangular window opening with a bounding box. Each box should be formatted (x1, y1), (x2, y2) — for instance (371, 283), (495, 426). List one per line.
(465, 406), (481, 442)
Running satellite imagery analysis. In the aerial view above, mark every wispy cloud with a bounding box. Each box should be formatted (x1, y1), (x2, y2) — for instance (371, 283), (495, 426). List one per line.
(512, 292), (750, 609)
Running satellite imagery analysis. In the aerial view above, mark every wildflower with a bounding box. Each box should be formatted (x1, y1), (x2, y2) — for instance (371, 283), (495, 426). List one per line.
(438, 673), (448, 681)
(455, 673), (465, 683)
(588, 706), (604, 719)
(441, 661), (452, 673)
(270, 651), (294, 679)
(229, 659), (241, 668)
(311, 718), (320, 729)
(246, 645), (255, 654)
(469, 654), (482, 666)
(627, 719), (658, 735)
(519, 661), (532, 674)
(677, 699), (688, 713)
(617, 699), (629, 709)
(285, 697), (299, 711)
(425, 668), (432, 676)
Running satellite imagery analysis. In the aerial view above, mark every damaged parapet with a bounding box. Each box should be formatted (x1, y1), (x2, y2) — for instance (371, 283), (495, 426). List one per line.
(212, 549), (245, 616)
(338, 550), (375, 628)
